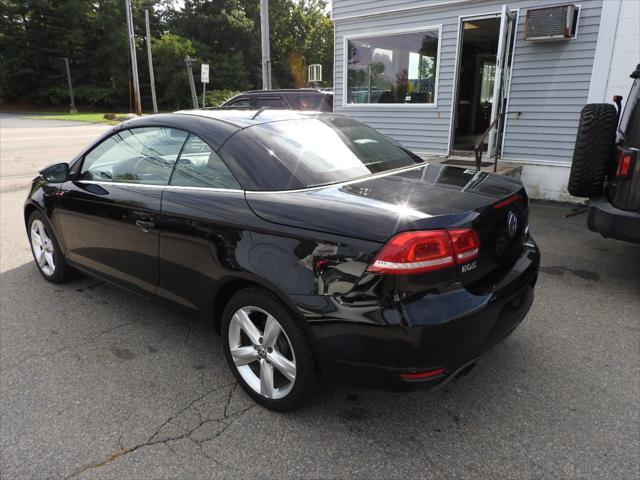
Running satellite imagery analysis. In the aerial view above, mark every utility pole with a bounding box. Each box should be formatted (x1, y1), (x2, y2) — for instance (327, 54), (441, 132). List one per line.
(125, 0), (142, 115)
(260, 0), (272, 90)
(184, 56), (199, 109)
(61, 58), (77, 114)
(144, 9), (158, 114)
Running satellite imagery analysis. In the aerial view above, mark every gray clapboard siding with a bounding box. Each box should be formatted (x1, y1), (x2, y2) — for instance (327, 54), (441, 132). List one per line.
(333, 0), (483, 21)
(333, 0), (603, 164)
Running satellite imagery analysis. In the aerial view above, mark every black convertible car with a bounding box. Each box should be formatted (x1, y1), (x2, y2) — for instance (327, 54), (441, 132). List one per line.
(25, 110), (540, 411)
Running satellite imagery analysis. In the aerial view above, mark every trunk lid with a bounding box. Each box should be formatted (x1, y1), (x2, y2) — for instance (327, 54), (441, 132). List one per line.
(246, 164), (524, 240)
(246, 164), (529, 287)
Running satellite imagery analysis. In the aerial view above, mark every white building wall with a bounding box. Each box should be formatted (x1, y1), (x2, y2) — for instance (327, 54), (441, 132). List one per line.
(331, 0), (637, 202)
(522, 0), (638, 202)
(603, 0), (640, 110)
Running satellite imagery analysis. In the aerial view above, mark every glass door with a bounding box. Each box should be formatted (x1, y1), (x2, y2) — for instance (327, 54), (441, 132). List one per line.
(487, 5), (517, 159)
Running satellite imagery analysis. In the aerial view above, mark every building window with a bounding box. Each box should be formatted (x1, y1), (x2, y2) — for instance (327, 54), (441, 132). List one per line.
(346, 28), (440, 105)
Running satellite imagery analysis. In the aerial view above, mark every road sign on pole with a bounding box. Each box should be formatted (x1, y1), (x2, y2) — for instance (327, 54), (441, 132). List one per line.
(201, 64), (209, 108)
(201, 64), (209, 84)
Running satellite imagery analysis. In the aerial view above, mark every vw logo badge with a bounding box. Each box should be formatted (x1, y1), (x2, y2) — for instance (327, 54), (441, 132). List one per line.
(507, 211), (518, 238)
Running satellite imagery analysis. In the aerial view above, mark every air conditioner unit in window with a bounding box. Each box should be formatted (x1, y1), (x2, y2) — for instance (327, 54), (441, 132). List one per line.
(525, 4), (578, 41)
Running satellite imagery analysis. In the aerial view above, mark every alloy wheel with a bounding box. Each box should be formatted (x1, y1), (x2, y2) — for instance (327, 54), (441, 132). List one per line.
(228, 306), (297, 399)
(30, 219), (56, 276)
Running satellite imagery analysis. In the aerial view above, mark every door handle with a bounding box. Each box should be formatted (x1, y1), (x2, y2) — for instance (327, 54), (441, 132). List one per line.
(135, 220), (155, 232)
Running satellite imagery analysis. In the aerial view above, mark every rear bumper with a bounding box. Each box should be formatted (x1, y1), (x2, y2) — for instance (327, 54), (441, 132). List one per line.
(587, 197), (640, 244)
(299, 242), (540, 389)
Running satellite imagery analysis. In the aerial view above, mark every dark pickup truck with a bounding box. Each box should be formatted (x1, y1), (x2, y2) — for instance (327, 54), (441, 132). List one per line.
(568, 63), (640, 244)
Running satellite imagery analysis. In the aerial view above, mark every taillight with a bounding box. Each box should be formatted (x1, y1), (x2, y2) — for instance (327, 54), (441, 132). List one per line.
(368, 230), (454, 274)
(400, 367), (446, 380)
(493, 193), (520, 209)
(617, 148), (636, 179)
(449, 228), (480, 262)
(367, 229), (479, 275)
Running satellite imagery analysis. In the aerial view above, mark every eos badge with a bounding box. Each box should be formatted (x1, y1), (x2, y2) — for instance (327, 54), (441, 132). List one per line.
(461, 261), (477, 273)
(507, 211), (518, 238)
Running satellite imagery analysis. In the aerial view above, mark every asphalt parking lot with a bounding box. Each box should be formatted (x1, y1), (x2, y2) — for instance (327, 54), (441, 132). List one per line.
(1, 114), (639, 479)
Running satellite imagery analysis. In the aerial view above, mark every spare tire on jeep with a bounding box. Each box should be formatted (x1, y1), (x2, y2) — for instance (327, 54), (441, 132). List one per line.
(568, 103), (618, 197)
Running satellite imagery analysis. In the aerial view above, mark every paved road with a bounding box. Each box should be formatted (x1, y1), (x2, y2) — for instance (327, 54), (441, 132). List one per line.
(0, 113), (111, 193)
(1, 116), (639, 479)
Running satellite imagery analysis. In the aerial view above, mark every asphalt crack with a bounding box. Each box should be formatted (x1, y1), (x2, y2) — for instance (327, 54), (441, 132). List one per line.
(68, 382), (252, 478)
(4, 322), (134, 370)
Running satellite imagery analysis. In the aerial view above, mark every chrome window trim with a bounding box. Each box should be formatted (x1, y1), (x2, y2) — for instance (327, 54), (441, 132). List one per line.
(76, 163), (427, 195)
(244, 163), (428, 195)
(75, 180), (244, 193)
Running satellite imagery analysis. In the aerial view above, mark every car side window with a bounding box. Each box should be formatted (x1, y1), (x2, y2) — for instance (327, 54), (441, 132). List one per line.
(80, 128), (188, 185)
(255, 96), (287, 108)
(169, 134), (241, 189)
(227, 97), (252, 107)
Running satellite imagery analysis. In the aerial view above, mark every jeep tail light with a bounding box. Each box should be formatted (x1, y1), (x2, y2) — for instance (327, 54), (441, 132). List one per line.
(367, 229), (479, 275)
(617, 148), (636, 179)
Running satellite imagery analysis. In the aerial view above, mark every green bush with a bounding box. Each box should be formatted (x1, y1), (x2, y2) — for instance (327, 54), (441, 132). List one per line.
(74, 86), (117, 105)
(36, 85), (118, 107)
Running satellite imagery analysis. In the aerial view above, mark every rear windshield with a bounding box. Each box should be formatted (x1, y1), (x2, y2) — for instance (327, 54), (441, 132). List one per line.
(241, 117), (423, 189)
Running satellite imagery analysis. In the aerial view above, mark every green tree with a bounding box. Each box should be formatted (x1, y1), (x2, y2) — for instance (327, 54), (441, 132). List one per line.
(267, 0), (333, 88)
(0, 0), (334, 109)
(152, 33), (196, 110)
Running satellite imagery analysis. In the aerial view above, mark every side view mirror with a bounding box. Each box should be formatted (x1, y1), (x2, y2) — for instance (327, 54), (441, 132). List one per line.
(40, 162), (70, 183)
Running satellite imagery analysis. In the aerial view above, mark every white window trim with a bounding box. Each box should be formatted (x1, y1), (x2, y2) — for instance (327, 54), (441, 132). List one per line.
(341, 24), (443, 109)
(447, 11), (501, 154)
(446, 9), (523, 156)
(500, 8), (521, 158)
(332, 0), (476, 22)
(587, 0), (621, 103)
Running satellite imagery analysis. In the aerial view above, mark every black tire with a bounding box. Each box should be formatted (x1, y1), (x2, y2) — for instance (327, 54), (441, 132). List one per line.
(221, 287), (318, 411)
(27, 210), (76, 283)
(568, 103), (618, 197)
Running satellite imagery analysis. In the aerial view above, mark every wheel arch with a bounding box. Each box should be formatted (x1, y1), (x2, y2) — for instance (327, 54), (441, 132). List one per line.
(211, 275), (327, 387)
(23, 201), (44, 229)
(210, 276), (311, 338)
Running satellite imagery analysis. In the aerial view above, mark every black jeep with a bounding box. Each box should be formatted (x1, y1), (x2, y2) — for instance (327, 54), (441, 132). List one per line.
(568, 64), (640, 244)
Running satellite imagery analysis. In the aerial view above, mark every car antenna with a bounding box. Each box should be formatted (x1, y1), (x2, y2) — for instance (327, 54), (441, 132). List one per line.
(251, 106), (269, 120)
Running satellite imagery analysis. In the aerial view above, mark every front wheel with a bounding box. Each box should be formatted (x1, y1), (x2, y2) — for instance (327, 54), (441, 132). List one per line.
(28, 211), (75, 283)
(221, 288), (318, 411)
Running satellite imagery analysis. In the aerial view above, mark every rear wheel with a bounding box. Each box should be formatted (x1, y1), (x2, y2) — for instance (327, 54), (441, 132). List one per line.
(221, 288), (317, 411)
(28, 211), (75, 283)
(568, 103), (618, 197)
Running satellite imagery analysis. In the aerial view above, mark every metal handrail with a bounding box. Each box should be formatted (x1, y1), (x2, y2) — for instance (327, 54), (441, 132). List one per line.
(473, 112), (504, 172)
